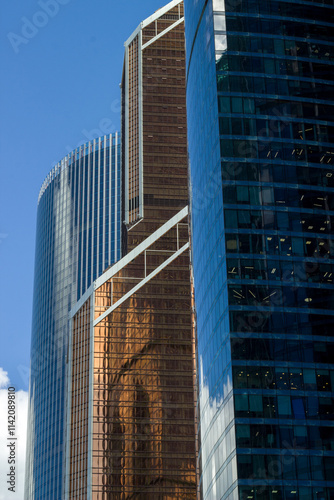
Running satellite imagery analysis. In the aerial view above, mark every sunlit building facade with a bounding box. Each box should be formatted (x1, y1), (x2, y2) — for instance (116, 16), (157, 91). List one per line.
(66, 207), (197, 499)
(121, 0), (188, 247)
(184, 0), (334, 499)
(64, 1), (197, 498)
(25, 135), (121, 500)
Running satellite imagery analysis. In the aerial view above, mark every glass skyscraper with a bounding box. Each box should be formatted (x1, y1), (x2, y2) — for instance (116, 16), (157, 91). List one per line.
(25, 134), (121, 500)
(184, 0), (334, 499)
(64, 2), (197, 497)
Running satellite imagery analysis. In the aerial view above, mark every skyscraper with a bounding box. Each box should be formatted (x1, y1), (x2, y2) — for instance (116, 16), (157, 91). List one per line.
(64, 1), (197, 497)
(184, 0), (334, 499)
(121, 0), (188, 247)
(25, 135), (121, 500)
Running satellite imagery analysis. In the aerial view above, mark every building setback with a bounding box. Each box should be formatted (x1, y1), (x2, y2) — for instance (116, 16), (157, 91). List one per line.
(25, 135), (121, 500)
(65, 1), (197, 498)
(184, 0), (334, 499)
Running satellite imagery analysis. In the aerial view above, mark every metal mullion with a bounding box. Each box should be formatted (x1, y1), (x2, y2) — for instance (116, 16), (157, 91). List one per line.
(91, 142), (95, 282)
(61, 155), (70, 492)
(129, 42), (133, 224)
(73, 313), (79, 493)
(74, 153), (81, 298)
(82, 304), (88, 494)
(72, 154), (78, 305)
(85, 148), (90, 291)
(144, 250), (147, 277)
(108, 134), (113, 266)
(72, 316), (77, 494)
(114, 133), (118, 261)
(64, 314), (73, 500)
(79, 307), (83, 495)
(87, 294), (94, 500)
(139, 31), (143, 220)
(85, 146), (91, 288)
(96, 139), (100, 276)
(80, 151), (85, 297)
(102, 137), (106, 272)
(79, 309), (83, 493)
(76, 315), (79, 494)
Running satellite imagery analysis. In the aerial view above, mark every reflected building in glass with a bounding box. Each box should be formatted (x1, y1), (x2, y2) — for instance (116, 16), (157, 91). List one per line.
(184, 0), (334, 499)
(64, 1), (197, 498)
(66, 207), (196, 499)
(25, 135), (121, 500)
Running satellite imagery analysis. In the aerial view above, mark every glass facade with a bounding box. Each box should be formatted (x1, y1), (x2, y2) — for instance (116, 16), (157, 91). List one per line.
(67, 298), (91, 499)
(66, 3), (197, 497)
(122, 0), (188, 252)
(68, 210), (197, 499)
(25, 135), (121, 500)
(184, 0), (334, 498)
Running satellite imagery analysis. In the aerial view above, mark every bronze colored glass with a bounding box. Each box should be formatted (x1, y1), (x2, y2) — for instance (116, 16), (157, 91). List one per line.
(69, 3), (197, 498)
(91, 219), (196, 498)
(68, 299), (90, 499)
(122, 2), (188, 252)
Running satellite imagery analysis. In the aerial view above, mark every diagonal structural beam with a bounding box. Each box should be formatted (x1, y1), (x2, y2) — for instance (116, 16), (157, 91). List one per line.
(142, 18), (185, 50)
(93, 242), (189, 327)
(70, 206), (189, 320)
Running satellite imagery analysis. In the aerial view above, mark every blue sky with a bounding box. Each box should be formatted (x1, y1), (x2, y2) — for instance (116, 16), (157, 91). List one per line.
(0, 0), (168, 393)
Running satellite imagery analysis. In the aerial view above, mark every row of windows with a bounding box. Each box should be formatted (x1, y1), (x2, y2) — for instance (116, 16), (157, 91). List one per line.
(227, 257), (334, 284)
(226, 232), (334, 259)
(222, 162), (334, 188)
(236, 422), (334, 451)
(222, 0), (334, 22)
(230, 310), (334, 336)
(218, 73), (333, 101)
(223, 185), (334, 211)
(233, 366), (334, 392)
(217, 54), (334, 81)
(225, 208), (332, 234)
(224, 34), (334, 61)
(220, 116), (334, 144)
(228, 283), (334, 309)
(218, 95), (334, 121)
(231, 338), (334, 364)
(225, 15), (333, 43)
(220, 138), (334, 164)
(224, 209), (334, 234)
(234, 393), (333, 419)
(237, 453), (334, 481)
(239, 485), (332, 500)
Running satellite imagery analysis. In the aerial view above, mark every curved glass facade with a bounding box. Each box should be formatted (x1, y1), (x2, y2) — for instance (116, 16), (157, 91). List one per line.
(184, 0), (334, 499)
(25, 134), (121, 500)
